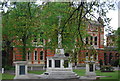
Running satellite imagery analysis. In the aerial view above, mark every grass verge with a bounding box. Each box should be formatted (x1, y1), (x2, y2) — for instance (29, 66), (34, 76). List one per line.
(2, 73), (15, 80)
(73, 69), (119, 79)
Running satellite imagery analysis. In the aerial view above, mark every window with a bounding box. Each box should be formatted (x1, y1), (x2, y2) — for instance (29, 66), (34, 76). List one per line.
(27, 51), (30, 60)
(94, 36), (97, 45)
(34, 51), (37, 60)
(109, 53), (112, 64)
(86, 52), (88, 60)
(86, 52), (88, 56)
(40, 51), (44, 60)
(90, 36), (93, 45)
(104, 53), (107, 65)
(86, 37), (88, 44)
(115, 53), (119, 59)
(94, 54), (96, 60)
(33, 35), (37, 42)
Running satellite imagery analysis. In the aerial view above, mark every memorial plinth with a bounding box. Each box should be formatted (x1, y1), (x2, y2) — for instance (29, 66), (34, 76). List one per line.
(38, 49), (79, 79)
(14, 61), (29, 79)
(85, 61), (96, 77)
(38, 16), (79, 79)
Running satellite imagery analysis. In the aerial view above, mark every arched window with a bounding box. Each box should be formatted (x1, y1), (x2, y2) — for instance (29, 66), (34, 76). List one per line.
(34, 51), (37, 60)
(90, 36), (93, 45)
(104, 53), (107, 65)
(94, 36), (97, 45)
(86, 37), (88, 44)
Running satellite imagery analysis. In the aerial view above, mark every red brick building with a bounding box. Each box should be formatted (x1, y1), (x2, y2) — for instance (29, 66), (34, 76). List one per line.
(78, 21), (104, 64)
(12, 21), (119, 66)
(104, 33), (119, 65)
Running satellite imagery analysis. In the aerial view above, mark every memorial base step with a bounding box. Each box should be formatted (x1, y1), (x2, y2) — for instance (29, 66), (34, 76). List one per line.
(37, 71), (80, 79)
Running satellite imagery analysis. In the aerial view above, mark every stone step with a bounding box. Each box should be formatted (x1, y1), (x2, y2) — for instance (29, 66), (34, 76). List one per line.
(46, 75), (80, 79)
(48, 75), (79, 78)
(43, 72), (80, 79)
(37, 71), (80, 79)
(50, 73), (76, 75)
(45, 72), (76, 75)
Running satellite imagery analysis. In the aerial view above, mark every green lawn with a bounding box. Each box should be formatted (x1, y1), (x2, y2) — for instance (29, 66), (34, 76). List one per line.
(0, 73), (2, 80)
(28, 70), (45, 74)
(73, 69), (85, 76)
(96, 70), (119, 79)
(2, 73), (15, 80)
(0, 69), (119, 80)
(73, 69), (119, 79)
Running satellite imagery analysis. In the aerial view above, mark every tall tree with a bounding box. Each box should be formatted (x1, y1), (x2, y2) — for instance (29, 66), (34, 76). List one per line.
(2, 2), (43, 61)
(116, 27), (120, 52)
(39, 1), (115, 65)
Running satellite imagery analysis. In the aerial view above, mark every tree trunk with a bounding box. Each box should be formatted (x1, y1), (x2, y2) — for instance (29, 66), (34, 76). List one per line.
(22, 37), (27, 61)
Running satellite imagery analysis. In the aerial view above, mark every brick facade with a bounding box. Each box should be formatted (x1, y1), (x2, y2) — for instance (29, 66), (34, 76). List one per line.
(12, 21), (119, 66)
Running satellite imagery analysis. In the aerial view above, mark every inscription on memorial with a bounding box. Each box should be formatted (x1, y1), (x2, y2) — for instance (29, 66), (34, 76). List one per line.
(89, 64), (93, 72)
(19, 65), (25, 75)
(52, 69), (71, 71)
(55, 60), (60, 68)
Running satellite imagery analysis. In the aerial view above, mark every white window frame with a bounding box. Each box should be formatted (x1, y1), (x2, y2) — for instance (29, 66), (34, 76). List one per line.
(27, 51), (30, 60)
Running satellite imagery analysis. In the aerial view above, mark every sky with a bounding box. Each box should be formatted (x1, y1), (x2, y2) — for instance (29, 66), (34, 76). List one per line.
(106, 6), (118, 31)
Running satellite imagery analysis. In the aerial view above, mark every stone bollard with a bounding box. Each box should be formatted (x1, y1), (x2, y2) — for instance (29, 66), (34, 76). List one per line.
(43, 65), (45, 70)
(2, 68), (4, 74)
(31, 66), (33, 70)
(14, 61), (29, 79)
(85, 61), (96, 77)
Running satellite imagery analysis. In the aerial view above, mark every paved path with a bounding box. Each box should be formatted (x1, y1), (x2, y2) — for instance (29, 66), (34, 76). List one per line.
(2, 79), (92, 81)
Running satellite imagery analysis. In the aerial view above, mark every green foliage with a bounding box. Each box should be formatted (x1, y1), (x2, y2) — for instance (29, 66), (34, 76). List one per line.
(99, 59), (103, 68)
(74, 69), (119, 79)
(116, 28), (120, 53)
(2, 1), (116, 62)
(3, 65), (15, 70)
(63, 60), (69, 68)
(111, 59), (119, 67)
(2, 2), (43, 60)
(100, 65), (114, 72)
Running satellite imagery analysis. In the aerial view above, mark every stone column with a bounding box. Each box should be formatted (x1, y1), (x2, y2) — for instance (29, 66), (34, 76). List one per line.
(2, 68), (4, 73)
(47, 58), (49, 68)
(52, 59), (55, 68)
(86, 63), (89, 73)
(61, 59), (64, 68)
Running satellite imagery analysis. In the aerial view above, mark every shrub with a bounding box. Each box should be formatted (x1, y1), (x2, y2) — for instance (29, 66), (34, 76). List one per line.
(101, 65), (114, 72)
(3, 65), (15, 70)
(99, 59), (103, 68)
